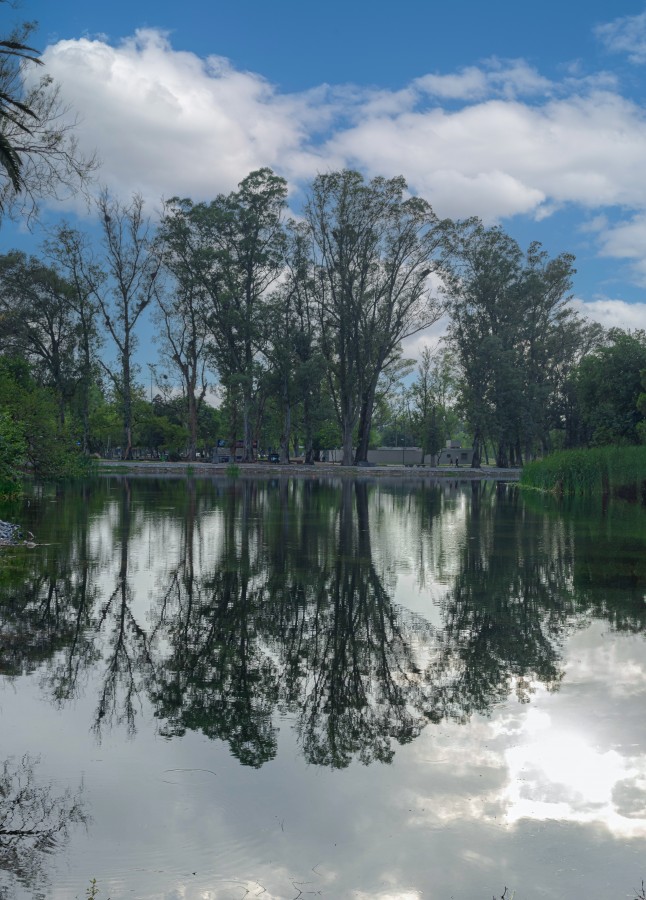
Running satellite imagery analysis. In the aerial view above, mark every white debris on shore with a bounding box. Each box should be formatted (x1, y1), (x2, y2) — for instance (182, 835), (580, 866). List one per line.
(0, 520), (32, 545)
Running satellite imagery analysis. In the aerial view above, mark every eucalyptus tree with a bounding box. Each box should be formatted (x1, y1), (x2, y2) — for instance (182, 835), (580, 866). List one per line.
(443, 220), (579, 466)
(153, 217), (211, 461)
(264, 221), (325, 463)
(160, 169), (287, 461)
(305, 170), (445, 465)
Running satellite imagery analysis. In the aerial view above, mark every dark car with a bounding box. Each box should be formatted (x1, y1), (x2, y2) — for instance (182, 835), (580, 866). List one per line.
(268, 452), (280, 463)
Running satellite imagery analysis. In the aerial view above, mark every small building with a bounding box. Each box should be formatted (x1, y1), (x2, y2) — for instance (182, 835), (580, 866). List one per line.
(367, 447), (424, 466)
(212, 444), (244, 463)
(436, 440), (476, 467)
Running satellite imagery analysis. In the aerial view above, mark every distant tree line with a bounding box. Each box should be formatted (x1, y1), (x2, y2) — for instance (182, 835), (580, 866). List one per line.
(3, 166), (646, 478)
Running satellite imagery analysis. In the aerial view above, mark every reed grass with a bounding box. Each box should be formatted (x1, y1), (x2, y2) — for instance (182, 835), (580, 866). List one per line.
(521, 446), (646, 496)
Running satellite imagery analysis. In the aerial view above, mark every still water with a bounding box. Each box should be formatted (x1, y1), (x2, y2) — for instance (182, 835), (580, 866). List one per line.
(1, 475), (645, 900)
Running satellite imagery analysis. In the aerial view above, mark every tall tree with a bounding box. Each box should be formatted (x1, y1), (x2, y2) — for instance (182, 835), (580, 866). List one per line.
(43, 225), (103, 452)
(154, 214), (211, 461)
(264, 222), (325, 464)
(161, 169), (287, 462)
(443, 220), (579, 466)
(92, 192), (161, 460)
(306, 170), (444, 465)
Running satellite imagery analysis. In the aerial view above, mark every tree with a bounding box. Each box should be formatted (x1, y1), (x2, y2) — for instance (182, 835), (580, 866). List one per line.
(305, 170), (445, 465)
(0, 15), (97, 221)
(408, 346), (459, 460)
(91, 192), (161, 459)
(0, 251), (78, 426)
(0, 356), (88, 479)
(43, 225), (103, 453)
(576, 328), (646, 446)
(160, 170), (287, 462)
(154, 220), (211, 461)
(443, 220), (579, 466)
(264, 222), (325, 463)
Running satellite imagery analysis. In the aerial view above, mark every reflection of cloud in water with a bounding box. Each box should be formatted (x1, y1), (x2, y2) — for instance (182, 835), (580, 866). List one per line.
(495, 625), (646, 838)
(397, 626), (646, 842)
(504, 707), (646, 836)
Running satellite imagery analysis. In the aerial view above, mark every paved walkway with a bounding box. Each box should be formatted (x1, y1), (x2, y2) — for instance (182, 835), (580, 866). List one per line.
(98, 460), (521, 480)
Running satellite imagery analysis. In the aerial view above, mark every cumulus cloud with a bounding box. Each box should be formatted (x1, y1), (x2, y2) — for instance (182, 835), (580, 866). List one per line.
(415, 59), (552, 101)
(40, 29), (330, 204)
(30, 26), (646, 330)
(572, 297), (646, 331)
(596, 10), (646, 64)
(37, 29), (646, 226)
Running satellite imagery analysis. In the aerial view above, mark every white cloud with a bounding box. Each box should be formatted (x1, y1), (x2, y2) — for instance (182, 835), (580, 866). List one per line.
(327, 91), (646, 221)
(596, 10), (646, 64)
(572, 297), (646, 331)
(36, 30), (646, 226)
(599, 214), (646, 259)
(40, 29), (330, 204)
(26, 27), (646, 325)
(415, 59), (552, 101)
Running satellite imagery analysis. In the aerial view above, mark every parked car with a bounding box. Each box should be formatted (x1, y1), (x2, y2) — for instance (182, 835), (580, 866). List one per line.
(268, 452), (280, 463)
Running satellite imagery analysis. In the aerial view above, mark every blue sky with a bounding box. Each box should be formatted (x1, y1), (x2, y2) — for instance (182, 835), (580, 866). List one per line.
(8, 0), (646, 354)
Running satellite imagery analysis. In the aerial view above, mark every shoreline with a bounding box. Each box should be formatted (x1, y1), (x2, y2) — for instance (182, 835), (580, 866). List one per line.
(97, 459), (521, 480)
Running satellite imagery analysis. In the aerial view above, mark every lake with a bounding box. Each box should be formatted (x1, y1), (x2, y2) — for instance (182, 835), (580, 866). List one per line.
(0, 475), (645, 900)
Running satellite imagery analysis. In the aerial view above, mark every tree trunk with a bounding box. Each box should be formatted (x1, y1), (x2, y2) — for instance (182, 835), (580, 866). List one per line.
(242, 386), (253, 463)
(303, 394), (314, 464)
(187, 388), (198, 461)
(354, 380), (378, 464)
(279, 391), (291, 464)
(341, 410), (354, 466)
(122, 353), (133, 461)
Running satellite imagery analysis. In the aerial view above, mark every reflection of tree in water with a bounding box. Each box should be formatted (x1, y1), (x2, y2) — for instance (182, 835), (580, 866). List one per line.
(269, 480), (433, 767)
(149, 479), (434, 768)
(4, 476), (646, 770)
(150, 482), (280, 767)
(424, 482), (577, 722)
(91, 478), (155, 738)
(0, 754), (87, 900)
(0, 483), (102, 684)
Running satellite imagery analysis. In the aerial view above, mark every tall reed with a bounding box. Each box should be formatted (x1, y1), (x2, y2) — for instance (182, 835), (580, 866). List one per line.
(521, 446), (646, 496)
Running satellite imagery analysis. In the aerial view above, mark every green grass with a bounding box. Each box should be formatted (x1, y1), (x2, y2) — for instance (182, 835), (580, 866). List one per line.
(521, 446), (646, 496)
(226, 463), (240, 478)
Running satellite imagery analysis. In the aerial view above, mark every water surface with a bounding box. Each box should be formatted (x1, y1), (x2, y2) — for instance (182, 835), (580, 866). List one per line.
(0, 476), (645, 899)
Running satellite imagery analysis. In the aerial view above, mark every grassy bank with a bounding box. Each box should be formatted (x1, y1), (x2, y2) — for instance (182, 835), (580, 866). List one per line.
(521, 446), (646, 496)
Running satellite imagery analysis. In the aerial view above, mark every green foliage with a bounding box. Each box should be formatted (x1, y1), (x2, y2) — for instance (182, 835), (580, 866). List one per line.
(574, 329), (646, 446)
(226, 463), (240, 478)
(443, 221), (583, 466)
(0, 356), (92, 480)
(0, 407), (26, 493)
(521, 445), (646, 495)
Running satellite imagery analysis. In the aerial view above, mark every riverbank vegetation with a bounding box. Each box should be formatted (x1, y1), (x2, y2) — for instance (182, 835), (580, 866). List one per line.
(522, 445), (646, 497)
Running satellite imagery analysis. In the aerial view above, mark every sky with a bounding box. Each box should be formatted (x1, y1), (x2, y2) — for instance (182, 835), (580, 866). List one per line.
(7, 0), (646, 349)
